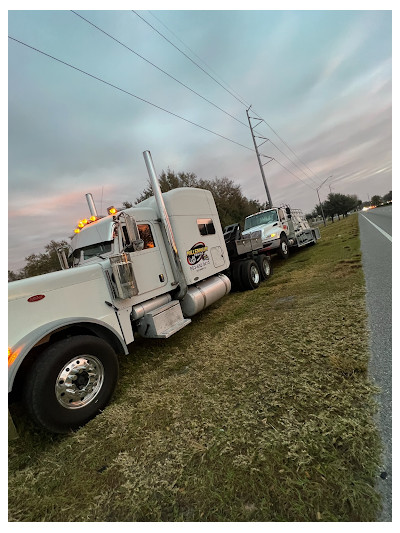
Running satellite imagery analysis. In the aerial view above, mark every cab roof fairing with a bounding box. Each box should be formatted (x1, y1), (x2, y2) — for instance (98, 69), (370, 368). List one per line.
(70, 206), (158, 251)
(136, 188), (219, 218)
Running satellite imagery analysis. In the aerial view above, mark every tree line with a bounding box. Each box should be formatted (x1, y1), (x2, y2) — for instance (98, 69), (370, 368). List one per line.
(307, 193), (362, 222)
(134, 169), (265, 228)
(8, 170), (264, 281)
(306, 190), (392, 223)
(369, 190), (392, 206)
(8, 240), (70, 282)
(8, 170), (392, 281)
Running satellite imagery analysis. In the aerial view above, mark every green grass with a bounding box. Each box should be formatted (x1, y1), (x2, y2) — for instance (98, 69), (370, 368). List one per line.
(8, 214), (382, 521)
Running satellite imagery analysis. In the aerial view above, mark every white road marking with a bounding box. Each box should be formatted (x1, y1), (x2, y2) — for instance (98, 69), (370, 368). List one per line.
(361, 215), (392, 242)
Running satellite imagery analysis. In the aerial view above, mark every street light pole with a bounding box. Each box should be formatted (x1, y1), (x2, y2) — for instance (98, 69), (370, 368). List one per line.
(316, 187), (327, 227)
(316, 175), (332, 227)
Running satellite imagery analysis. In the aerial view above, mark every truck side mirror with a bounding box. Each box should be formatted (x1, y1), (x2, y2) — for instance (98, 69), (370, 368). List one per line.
(122, 215), (144, 252)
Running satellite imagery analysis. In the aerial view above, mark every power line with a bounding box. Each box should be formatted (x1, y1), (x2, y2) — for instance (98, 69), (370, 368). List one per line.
(134, 10), (324, 188)
(71, 10), (249, 129)
(267, 136), (321, 187)
(9, 35), (315, 193)
(250, 128), (322, 189)
(147, 10), (251, 108)
(272, 158), (316, 191)
(251, 109), (325, 186)
(8, 36), (254, 153)
(247, 110), (320, 191)
(77, 6), (318, 190)
(132, 10), (249, 107)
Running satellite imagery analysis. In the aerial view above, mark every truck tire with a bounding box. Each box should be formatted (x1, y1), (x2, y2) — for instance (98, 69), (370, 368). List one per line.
(23, 335), (119, 434)
(278, 235), (289, 259)
(231, 260), (244, 291)
(256, 254), (272, 280)
(240, 259), (261, 290)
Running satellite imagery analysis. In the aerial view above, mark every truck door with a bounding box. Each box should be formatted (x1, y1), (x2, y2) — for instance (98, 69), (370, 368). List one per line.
(278, 208), (289, 233)
(120, 221), (169, 296)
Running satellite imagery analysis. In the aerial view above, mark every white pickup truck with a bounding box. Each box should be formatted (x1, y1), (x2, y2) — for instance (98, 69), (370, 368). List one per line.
(242, 206), (320, 258)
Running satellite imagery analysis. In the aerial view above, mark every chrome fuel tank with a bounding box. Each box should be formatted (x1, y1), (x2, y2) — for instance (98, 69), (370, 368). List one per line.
(180, 274), (231, 317)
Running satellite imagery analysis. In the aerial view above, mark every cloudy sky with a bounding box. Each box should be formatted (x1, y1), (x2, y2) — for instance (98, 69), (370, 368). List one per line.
(8, 6), (392, 271)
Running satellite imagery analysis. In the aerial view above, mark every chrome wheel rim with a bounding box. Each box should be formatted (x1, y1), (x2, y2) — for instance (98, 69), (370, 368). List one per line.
(250, 265), (260, 284)
(263, 260), (270, 276)
(55, 355), (104, 409)
(281, 241), (288, 254)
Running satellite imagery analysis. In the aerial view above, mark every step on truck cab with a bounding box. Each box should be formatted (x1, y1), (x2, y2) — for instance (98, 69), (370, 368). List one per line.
(242, 205), (320, 259)
(8, 150), (270, 435)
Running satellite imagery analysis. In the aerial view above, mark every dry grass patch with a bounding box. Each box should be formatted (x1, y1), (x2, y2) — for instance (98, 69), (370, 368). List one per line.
(9, 215), (382, 521)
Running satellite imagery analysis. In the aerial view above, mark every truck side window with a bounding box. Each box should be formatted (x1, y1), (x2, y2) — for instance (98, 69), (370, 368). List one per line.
(197, 218), (216, 236)
(137, 224), (155, 249)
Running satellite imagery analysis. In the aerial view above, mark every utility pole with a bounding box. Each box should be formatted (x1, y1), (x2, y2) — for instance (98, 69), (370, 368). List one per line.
(316, 175), (332, 227)
(246, 107), (273, 208)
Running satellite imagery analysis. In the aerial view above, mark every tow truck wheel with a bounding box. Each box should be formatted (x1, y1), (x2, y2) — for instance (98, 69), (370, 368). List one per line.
(240, 259), (261, 290)
(256, 255), (272, 280)
(278, 235), (289, 259)
(232, 260), (244, 291)
(23, 335), (119, 434)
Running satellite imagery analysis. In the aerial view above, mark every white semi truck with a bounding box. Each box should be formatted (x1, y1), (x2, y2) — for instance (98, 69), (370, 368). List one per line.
(242, 205), (320, 259)
(8, 151), (272, 434)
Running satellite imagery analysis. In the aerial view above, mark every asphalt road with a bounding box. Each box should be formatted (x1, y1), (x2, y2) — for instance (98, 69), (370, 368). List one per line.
(358, 205), (392, 522)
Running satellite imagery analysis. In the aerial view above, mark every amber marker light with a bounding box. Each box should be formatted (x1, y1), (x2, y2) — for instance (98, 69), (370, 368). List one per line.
(8, 347), (19, 366)
(107, 206), (117, 215)
(74, 228), (80, 233)
(90, 216), (97, 221)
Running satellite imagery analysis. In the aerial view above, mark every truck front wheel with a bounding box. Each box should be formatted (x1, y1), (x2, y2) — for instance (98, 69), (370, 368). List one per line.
(278, 235), (289, 259)
(23, 335), (119, 434)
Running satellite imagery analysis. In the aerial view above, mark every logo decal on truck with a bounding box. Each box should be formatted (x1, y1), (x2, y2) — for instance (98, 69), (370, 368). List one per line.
(186, 242), (209, 269)
(27, 294), (45, 302)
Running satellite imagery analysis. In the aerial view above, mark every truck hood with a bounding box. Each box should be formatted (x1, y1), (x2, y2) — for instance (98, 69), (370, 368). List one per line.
(8, 263), (105, 302)
(242, 223), (279, 240)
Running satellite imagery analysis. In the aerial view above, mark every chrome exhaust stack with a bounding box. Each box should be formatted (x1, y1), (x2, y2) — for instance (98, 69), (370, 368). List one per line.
(143, 150), (188, 300)
(85, 193), (99, 218)
(57, 247), (69, 270)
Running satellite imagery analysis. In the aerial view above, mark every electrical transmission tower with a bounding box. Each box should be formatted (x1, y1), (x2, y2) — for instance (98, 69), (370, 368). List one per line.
(246, 106), (273, 208)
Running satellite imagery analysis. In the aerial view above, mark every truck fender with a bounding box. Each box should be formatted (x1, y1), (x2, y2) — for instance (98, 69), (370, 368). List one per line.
(8, 317), (128, 393)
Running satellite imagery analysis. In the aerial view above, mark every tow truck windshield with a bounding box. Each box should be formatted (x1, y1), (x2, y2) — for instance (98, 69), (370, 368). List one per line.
(244, 210), (278, 231)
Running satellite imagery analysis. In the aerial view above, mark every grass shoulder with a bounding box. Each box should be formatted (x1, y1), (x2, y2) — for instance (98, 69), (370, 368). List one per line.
(9, 214), (382, 522)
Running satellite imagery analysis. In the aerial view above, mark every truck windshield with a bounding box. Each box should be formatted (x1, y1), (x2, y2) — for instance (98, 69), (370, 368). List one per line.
(70, 241), (112, 266)
(244, 210), (278, 230)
